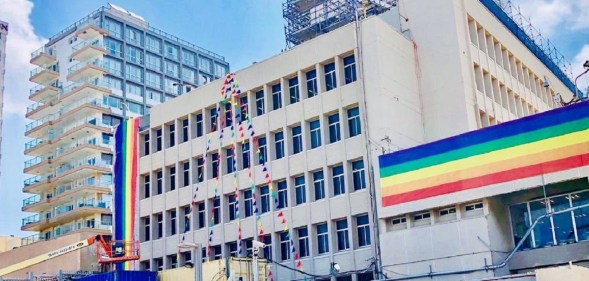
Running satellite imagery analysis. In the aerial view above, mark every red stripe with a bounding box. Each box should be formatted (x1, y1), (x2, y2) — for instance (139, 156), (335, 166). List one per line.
(382, 153), (589, 207)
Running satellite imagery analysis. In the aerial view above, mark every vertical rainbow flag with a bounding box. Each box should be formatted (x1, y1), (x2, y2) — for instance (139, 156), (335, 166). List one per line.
(379, 101), (589, 207)
(114, 117), (139, 270)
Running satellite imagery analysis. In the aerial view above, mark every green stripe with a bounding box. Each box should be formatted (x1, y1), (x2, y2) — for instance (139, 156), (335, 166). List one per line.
(380, 117), (589, 177)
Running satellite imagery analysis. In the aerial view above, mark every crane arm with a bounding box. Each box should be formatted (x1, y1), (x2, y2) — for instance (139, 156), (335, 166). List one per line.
(0, 236), (97, 277)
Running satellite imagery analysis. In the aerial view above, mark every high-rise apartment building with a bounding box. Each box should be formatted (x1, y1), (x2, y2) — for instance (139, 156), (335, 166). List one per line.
(137, 0), (577, 280)
(20, 4), (229, 246)
(0, 20), (8, 177)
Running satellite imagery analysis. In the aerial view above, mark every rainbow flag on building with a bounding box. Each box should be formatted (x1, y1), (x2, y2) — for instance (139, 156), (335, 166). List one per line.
(380, 101), (589, 207)
(114, 117), (140, 269)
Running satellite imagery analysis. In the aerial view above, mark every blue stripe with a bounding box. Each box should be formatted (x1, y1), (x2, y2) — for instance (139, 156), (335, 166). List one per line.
(379, 101), (589, 168)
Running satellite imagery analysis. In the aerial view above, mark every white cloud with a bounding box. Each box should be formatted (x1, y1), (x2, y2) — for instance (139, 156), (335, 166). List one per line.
(572, 44), (589, 92)
(513, 0), (589, 36)
(0, 0), (46, 118)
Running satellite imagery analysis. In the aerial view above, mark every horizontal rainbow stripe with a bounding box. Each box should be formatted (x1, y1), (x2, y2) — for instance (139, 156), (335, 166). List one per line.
(114, 117), (139, 270)
(379, 101), (589, 207)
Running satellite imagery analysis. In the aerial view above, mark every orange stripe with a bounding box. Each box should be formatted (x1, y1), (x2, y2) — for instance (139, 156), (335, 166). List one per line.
(381, 141), (589, 197)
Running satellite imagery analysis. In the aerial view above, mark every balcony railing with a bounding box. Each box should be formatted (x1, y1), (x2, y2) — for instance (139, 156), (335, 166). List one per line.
(24, 135), (112, 169)
(25, 138), (47, 151)
(67, 58), (105, 74)
(25, 114), (56, 132)
(29, 82), (62, 98)
(21, 234), (45, 246)
(24, 156), (44, 169)
(55, 199), (111, 216)
(54, 159), (111, 178)
(31, 46), (55, 59)
(22, 214), (40, 226)
(30, 64), (59, 77)
(53, 178), (112, 197)
(71, 38), (103, 52)
(22, 194), (41, 207)
(24, 175), (44, 187)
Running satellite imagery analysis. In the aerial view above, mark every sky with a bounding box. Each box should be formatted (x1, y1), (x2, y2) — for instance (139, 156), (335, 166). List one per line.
(0, 0), (588, 237)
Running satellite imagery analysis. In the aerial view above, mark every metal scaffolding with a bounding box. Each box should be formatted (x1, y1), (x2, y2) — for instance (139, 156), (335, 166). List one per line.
(282, 0), (394, 47)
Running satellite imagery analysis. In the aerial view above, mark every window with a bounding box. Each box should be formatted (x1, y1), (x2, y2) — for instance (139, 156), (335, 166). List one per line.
(280, 232), (291, 261)
(182, 162), (190, 187)
(226, 148), (235, 174)
(165, 43), (179, 60)
(154, 257), (163, 271)
(277, 180), (288, 209)
(343, 55), (357, 84)
(126, 64), (143, 82)
(142, 217), (150, 241)
(465, 202), (484, 212)
(439, 207), (456, 216)
(262, 235), (272, 259)
(164, 78), (179, 94)
(146, 35), (162, 54)
(317, 223), (329, 254)
(255, 90), (265, 116)
(144, 134), (150, 156)
(143, 175), (150, 198)
(182, 67), (197, 84)
(298, 227), (309, 257)
(313, 170), (325, 201)
(328, 113), (341, 143)
(165, 60), (179, 78)
(335, 219), (350, 251)
(183, 206), (191, 233)
(306, 70), (318, 98)
(324, 63), (337, 91)
(228, 194), (237, 221)
(224, 102), (233, 127)
(356, 214), (371, 247)
(146, 53), (162, 71)
(195, 157), (204, 183)
(182, 119), (189, 142)
(212, 197), (220, 225)
(295, 175), (306, 205)
(309, 120), (322, 149)
(260, 185), (270, 213)
(289, 77), (300, 104)
(156, 129), (162, 151)
(258, 137), (267, 164)
(352, 160), (366, 191)
(195, 113), (204, 137)
(228, 242), (238, 257)
(126, 46), (143, 64)
(274, 131), (285, 159)
(272, 83), (282, 110)
(182, 50), (196, 66)
(215, 63), (227, 77)
(211, 153), (219, 178)
(156, 171), (163, 195)
(347, 107), (361, 137)
(242, 142), (250, 169)
(147, 90), (163, 102)
(128, 102), (144, 114)
(210, 108), (218, 132)
(240, 96), (248, 120)
(197, 202), (205, 229)
(168, 166), (176, 191)
(244, 239), (253, 257)
(168, 124), (175, 147)
(103, 56), (123, 75)
(413, 212), (431, 226)
(292, 126), (302, 154)
(126, 83), (143, 98)
(212, 245), (222, 260)
(244, 190), (253, 218)
(104, 18), (122, 38)
(169, 209), (177, 236)
(146, 71), (162, 89)
(332, 165), (345, 196)
(156, 213), (163, 239)
(198, 57), (211, 72)
(104, 37), (123, 58)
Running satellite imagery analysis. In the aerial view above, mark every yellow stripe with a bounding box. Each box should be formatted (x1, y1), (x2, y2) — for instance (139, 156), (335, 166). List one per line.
(381, 129), (589, 187)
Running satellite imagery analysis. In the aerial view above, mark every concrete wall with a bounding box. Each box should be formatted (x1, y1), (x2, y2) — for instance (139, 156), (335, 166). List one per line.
(536, 265), (589, 281)
(0, 236), (22, 253)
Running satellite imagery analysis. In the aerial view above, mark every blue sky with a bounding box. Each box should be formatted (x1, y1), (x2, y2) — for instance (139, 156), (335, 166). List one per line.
(0, 0), (588, 237)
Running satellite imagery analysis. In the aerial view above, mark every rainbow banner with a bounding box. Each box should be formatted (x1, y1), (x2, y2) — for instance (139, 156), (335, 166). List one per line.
(380, 101), (589, 207)
(114, 117), (139, 269)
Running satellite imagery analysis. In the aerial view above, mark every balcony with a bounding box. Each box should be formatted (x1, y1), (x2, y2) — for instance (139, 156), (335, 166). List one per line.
(24, 114), (56, 138)
(21, 214), (41, 231)
(24, 156), (52, 175)
(29, 82), (61, 102)
(30, 65), (59, 85)
(25, 99), (60, 120)
(22, 194), (41, 209)
(22, 199), (111, 231)
(30, 46), (57, 66)
(25, 138), (49, 157)
(70, 39), (106, 61)
(59, 79), (111, 104)
(74, 21), (107, 41)
(67, 59), (107, 82)
(21, 223), (111, 246)
(23, 175), (51, 193)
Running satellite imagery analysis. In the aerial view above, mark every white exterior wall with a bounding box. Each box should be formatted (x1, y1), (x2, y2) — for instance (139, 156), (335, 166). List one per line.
(139, 14), (420, 280)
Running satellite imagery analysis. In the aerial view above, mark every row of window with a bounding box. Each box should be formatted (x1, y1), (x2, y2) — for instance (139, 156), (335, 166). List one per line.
(141, 213), (370, 262)
(386, 201), (484, 231)
(103, 17), (227, 76)
(141, 158), (366, 207)
(144, 105), (361, 160)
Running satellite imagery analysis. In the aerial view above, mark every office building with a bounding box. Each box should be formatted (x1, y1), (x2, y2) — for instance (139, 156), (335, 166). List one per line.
(137, 0), (578, 280)
(21, 4), (229, 247)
